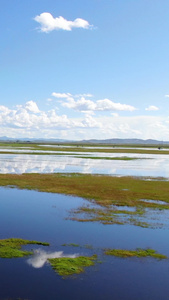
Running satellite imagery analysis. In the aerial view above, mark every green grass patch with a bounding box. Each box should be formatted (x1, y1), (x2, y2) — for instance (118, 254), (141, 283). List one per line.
(104, 248), (167, 259)
(70, 206), (150, 227)
(0, 173), (169, 209)
(0, 238), (49, 258)
(48, 255), (97, 276)
(0, 141), (169, 155)
(62, 243), (80, 247)
(75, 156), (142, 160)
(0, 173), (169, 228)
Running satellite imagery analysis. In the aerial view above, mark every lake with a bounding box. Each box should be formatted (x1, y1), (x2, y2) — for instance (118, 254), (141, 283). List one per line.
(0, 187), (169, 299)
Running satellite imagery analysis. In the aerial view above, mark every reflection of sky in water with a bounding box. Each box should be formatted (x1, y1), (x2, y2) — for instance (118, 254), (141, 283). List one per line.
(39, 145), (169, 151)
(27, 249), (77, 268)
(0, 153), (168, 177)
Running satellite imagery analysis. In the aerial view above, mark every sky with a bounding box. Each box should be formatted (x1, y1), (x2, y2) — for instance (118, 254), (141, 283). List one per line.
(1, 0), (169, 141)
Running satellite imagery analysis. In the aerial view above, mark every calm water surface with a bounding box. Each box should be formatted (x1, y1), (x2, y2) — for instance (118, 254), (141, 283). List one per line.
(0, 187), (169, 299)
(0, 153), (168, 177)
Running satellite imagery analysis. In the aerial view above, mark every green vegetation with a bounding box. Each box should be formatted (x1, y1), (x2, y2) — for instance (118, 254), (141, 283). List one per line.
(70, 206), (151, 227)
(0, 173), (168, 227)
(104, 248), (167, 259)
(0, 173), (168, 209)
(48, 255), (97, 276)
(76, 156), (142, 160)
(0, 141), (169, 155)
(0, 238), (49, 258)
(62, 243), (80, 247)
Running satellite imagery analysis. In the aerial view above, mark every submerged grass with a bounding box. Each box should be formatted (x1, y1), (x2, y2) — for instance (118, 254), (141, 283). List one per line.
(69, 206), (150, 227)
(48, 255), (97, 276)
(0, 238), (49, 258)
(104, 248), (167, 259)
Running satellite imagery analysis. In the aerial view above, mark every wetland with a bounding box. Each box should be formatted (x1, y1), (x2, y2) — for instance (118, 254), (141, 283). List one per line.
(1, 142), (169, 299)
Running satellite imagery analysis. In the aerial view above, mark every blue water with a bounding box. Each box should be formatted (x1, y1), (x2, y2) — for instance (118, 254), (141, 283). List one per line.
(0, 187), (169, 299)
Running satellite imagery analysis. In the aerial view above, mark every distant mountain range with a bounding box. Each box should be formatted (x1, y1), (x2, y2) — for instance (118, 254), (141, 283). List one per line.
(0, 136), (67, 143)
(0, 136), (168, 145)
(80, 138), (168, 145)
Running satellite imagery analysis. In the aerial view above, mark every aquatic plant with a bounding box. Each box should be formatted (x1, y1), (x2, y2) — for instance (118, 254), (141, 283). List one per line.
(0, 238), (49, 258)
(48, 255), (97, 276)
(104, 248), (167, 259)
(62, 243), (80, 247)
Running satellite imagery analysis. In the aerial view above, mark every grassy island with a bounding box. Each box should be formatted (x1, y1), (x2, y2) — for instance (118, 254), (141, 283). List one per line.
(48, 255), (97, 276)
(104, 248), (167, 259)
(0, 238), (49, 258)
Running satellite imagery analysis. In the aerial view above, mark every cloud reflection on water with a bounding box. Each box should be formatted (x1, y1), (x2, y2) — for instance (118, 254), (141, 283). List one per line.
(0, 153), (168, 177)
(27, 249), (78, 268)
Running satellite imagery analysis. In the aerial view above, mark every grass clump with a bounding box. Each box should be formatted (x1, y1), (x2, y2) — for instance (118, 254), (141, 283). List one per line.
(62, 243), (79, 247)
(48, 255), (97, 276)
(104, 248), (167, 259)
(76, 156), (141, 161)
(70, 206), (151, 227)
(0, 238), (49, 258)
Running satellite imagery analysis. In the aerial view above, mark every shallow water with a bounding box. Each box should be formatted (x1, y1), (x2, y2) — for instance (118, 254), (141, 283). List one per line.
(0, 153), (168, 177)
(0, 187), (169, 299)
(39, 144), (169, 151)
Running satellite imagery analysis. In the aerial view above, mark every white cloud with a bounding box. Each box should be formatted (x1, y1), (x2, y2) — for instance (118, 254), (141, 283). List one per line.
(0, 106), (11, 114)
(145, 105), (159, 111)
(52, 92), (72, 98)
(111, 113), (119, 117)
(0, 95), (168, 141)
(0, 101), (104, 134)
(95, 99), (136, 111)
(165, 95), (169, 98)
(62, 96), (136, 112)
(34, 13), (93, 32)
(25, 101), (40, 113)
(81, 114), (102, 128)
(75, 93), (93, 98)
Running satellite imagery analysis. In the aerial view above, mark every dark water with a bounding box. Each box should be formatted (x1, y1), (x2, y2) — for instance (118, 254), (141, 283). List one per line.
(0, 187), (169, 299)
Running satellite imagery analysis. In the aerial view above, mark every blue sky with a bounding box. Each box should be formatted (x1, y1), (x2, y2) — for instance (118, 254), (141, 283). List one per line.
(1, 0), (169, 140)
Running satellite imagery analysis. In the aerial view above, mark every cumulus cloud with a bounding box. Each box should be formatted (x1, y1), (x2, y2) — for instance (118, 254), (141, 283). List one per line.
(81, 114), (102, 128)
(0, 94), (167, 140)
(52, 92), (72, 98)
(62, 96), (136, 112)
(34, 13), (93, 32)
(25, 101), (40, 113)
(0, 101), (103, 133)
(51, 92), (136, 113)
(145, 105), (159, 111)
